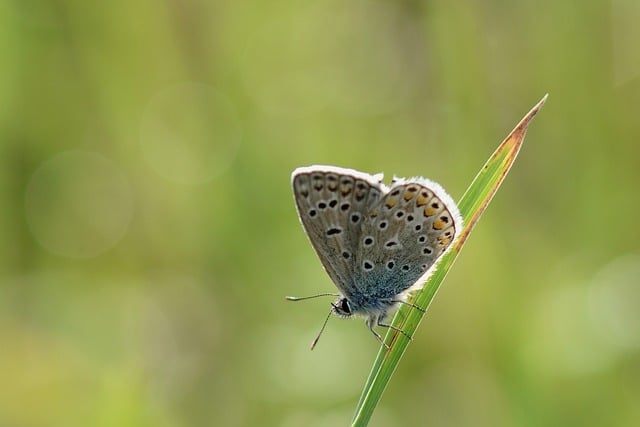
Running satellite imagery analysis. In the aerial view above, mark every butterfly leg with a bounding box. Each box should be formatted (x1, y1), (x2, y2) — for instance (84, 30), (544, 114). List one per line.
(392, 299), (425, 313)
(366, 316), (389, 349)
(376, 314), (412, 341)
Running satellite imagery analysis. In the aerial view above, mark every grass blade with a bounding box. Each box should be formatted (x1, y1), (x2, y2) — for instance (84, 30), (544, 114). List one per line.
(351, 94), (548, 427)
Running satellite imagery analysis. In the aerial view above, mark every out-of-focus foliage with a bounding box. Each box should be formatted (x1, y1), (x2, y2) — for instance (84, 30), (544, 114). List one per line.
(0, 1), (638, 426)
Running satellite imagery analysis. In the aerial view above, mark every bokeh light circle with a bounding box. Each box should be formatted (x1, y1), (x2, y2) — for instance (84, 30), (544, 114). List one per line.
(140, 82), (242, 184)
(588, 254), (640, 350)
(25, 151), (134, 258)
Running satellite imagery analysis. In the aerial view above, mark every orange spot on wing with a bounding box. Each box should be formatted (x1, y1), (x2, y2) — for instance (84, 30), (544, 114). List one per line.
(385, 198), (397, 209)
(416, 195), (429, 206)
(423, 207), (437, 217)
(433, 219), (445, 230)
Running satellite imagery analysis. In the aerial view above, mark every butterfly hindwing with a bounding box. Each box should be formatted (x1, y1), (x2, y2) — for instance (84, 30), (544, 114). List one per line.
(354, 178), (461, 300)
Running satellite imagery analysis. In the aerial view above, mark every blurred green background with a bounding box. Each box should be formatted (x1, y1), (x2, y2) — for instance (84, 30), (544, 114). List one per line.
(1, 1), (639, 426)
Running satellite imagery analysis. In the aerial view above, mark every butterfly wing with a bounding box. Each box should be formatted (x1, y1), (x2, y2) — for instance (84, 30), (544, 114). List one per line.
(352, 177), (463, 301)
(292, 166), (388, 299)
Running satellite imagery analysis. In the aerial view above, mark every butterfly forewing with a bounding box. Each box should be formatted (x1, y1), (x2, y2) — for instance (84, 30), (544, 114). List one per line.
(292, 166), (387, 298)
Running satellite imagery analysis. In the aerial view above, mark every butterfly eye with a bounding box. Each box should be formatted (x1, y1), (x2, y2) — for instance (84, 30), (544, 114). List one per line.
(340, 299), (351, 313)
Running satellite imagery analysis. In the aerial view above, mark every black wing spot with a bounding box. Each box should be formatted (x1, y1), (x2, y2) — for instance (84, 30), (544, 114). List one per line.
(401, 265), (410, 271)
(309, 209), (317, 217)
(422, 247), (433, 255)
(379, 221), (388, 230)
(385, 240), (398, 248)
(415, 224), (422, 231)
(386, 261), (395, 270)
(329, 199), (338, 208)
(318, 202), (327, 209)
(326, 228), (342, 236)
(342, 251), (351, 259)
(351, 213), (361, 223)
(312, 175), (324, 191)
(363, 236), (374, 246)
(395, 211), (405, 219)
(363, 261), (374, 271)
(418, 236), (426, 244)
(340, 203), (350, 211)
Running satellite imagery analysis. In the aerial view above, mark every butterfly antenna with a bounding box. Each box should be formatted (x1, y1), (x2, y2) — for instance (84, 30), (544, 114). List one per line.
(286, 293), (338, 350)
(285, 293), (339, 301)
(310, 308), (333, 350)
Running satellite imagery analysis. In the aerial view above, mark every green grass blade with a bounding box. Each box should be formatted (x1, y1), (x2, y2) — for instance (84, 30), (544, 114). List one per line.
(351, 94), (549, 427)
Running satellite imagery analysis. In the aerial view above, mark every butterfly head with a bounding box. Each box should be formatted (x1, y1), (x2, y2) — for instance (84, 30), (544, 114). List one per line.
(331, 297), (353, 318)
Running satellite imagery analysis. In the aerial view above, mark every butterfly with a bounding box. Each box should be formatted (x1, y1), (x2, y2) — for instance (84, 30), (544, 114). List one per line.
(288, 165), (462, 349)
